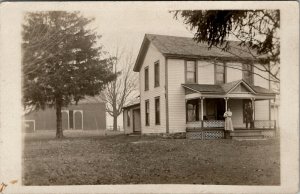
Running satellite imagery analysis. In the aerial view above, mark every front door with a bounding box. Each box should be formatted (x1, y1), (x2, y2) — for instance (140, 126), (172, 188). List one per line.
(133, 109), (141, 132)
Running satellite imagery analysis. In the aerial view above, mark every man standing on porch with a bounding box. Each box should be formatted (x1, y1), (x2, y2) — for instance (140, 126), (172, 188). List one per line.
(224, 108), (234, 131)
(245, 102), (254, 129)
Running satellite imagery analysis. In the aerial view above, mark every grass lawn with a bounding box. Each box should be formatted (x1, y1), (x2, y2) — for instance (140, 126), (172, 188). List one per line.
(23, 130), (280, 185)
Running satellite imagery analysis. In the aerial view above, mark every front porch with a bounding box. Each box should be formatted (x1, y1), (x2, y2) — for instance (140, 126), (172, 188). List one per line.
(186, 120), (277, 140)
(182, 80), (277, 140)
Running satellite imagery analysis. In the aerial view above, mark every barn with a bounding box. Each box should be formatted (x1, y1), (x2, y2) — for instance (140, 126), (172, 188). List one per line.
(23, 96), (106, 132)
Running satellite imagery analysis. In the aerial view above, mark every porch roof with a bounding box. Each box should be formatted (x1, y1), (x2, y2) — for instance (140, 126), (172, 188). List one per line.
(182, 79), (276, 97)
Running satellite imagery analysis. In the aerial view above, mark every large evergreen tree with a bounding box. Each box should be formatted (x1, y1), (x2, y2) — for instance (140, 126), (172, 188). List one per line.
(22, 11), (115, 138)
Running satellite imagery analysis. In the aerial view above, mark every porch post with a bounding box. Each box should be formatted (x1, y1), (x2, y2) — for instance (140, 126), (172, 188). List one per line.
(200, 97), (204, 121)
(200, 97), (204, 128)
(224, 97), (228, 110)
(251, 98), (255, 127)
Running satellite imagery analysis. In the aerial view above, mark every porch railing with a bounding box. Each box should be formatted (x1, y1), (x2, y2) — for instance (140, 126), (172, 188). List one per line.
(187, 120), (276, 130)
(254, 120), (276, 129)
(186, 121), (202, 129)
(187, 120), (225, 129)
(203, 120), (225, 128)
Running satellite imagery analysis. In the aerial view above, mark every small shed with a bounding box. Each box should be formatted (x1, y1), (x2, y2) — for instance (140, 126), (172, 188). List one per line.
(123, 100), (141, 134)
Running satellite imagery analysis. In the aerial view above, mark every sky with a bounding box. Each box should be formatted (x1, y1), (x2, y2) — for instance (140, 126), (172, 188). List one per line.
(83, 9), (193, 59)
(82, 9), (193, 128)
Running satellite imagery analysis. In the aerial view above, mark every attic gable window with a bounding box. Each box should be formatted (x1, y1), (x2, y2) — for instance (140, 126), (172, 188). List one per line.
(185, 61), (197, 83)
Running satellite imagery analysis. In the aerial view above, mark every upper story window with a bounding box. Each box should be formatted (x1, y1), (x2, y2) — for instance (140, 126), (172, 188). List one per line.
(154, 61), (160, 87)
(144, 66), (149, 91)
(215, 63), (225, 84)
(242, 63), (253, 84)
(186, 61), (197, 83)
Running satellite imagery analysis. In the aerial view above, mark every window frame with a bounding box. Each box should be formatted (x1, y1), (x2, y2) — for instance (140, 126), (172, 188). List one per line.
(144, 66), (149, 91)
(155, 97), (160, 125)
(214, 62), (226, 84)
(242, 63), (254, 84)
(185, 60), (197, 84)
(186, 99), (200, 122)
(145, 100), (150, 126)
(154, 61), (160, 87)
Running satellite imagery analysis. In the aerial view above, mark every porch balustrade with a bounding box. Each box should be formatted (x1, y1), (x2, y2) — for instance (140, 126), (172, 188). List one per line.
(186, 120), (225, 129)
(254, 120), (276, 129)
(203, 120), (225, 128)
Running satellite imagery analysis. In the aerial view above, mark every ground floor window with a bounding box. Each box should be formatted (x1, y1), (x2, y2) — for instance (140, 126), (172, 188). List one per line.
(186, 99), (199, 122)
(145, 100), (150, 126)
(155, 97), (160, 125)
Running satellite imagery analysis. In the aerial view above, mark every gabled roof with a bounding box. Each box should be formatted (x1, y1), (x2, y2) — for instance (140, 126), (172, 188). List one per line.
(182, 79), (276, 95)
(134, 34), (267, 72)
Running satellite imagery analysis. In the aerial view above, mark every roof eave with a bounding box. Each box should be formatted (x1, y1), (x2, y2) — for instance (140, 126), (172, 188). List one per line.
(164, 53), (267, 63)
(133, 36), (150, 72)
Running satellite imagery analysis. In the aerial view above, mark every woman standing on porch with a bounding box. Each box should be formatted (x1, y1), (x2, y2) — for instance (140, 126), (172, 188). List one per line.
(224, 108), (234, 131)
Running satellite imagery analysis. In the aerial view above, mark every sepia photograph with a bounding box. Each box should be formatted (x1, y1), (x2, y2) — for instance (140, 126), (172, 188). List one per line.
(0, 1), (299, 194)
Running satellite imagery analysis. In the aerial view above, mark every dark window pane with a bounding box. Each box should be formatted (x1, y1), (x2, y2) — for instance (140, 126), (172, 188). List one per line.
(127, 111), (130, 126)
(187, 61), (195, 71)
(145, 67), (149, 90)
(216, 73), (225, 84)
(154, 62), (160, 87)
(145, 101), (149, 126)
(216, 64), (224, 73)
(242, 64), (253, 84)
(155, 98), (160, 125)
(69, 110), (73, 129)
(186, 72), (196, 83)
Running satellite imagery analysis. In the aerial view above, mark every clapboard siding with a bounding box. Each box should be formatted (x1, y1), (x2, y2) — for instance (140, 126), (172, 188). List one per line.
(255, 100), (269, 120)
(226, 62), (243, 82)
(167, 59), (186, 133)
(254, 63), (269, 89)
(228, 99), (244, 128)
(139, 43), (166, 133)
(198, 61), (215, 84)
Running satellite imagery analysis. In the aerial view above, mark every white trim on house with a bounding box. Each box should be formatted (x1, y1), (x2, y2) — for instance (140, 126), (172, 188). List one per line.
(185, 93), (275, 100)
(226, 80), (257, 94)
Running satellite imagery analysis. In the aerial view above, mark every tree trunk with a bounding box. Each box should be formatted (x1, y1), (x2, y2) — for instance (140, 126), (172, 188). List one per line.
(113, 115), (118, 131)
(56, 101), (64, 138)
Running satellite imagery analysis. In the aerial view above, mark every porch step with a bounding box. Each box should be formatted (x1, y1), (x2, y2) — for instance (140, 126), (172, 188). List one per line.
(232, 136), (265, 140)
(230, 131), (262, 137)
(128, 132), (141, 136)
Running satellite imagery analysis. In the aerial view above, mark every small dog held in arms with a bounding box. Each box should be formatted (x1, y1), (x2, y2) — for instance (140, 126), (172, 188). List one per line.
(0, 180), (17, 193)
(0, 182), (7, 193)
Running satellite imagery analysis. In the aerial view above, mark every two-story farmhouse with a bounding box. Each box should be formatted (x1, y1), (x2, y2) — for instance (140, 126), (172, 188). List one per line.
(123, 34), (277, 139)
